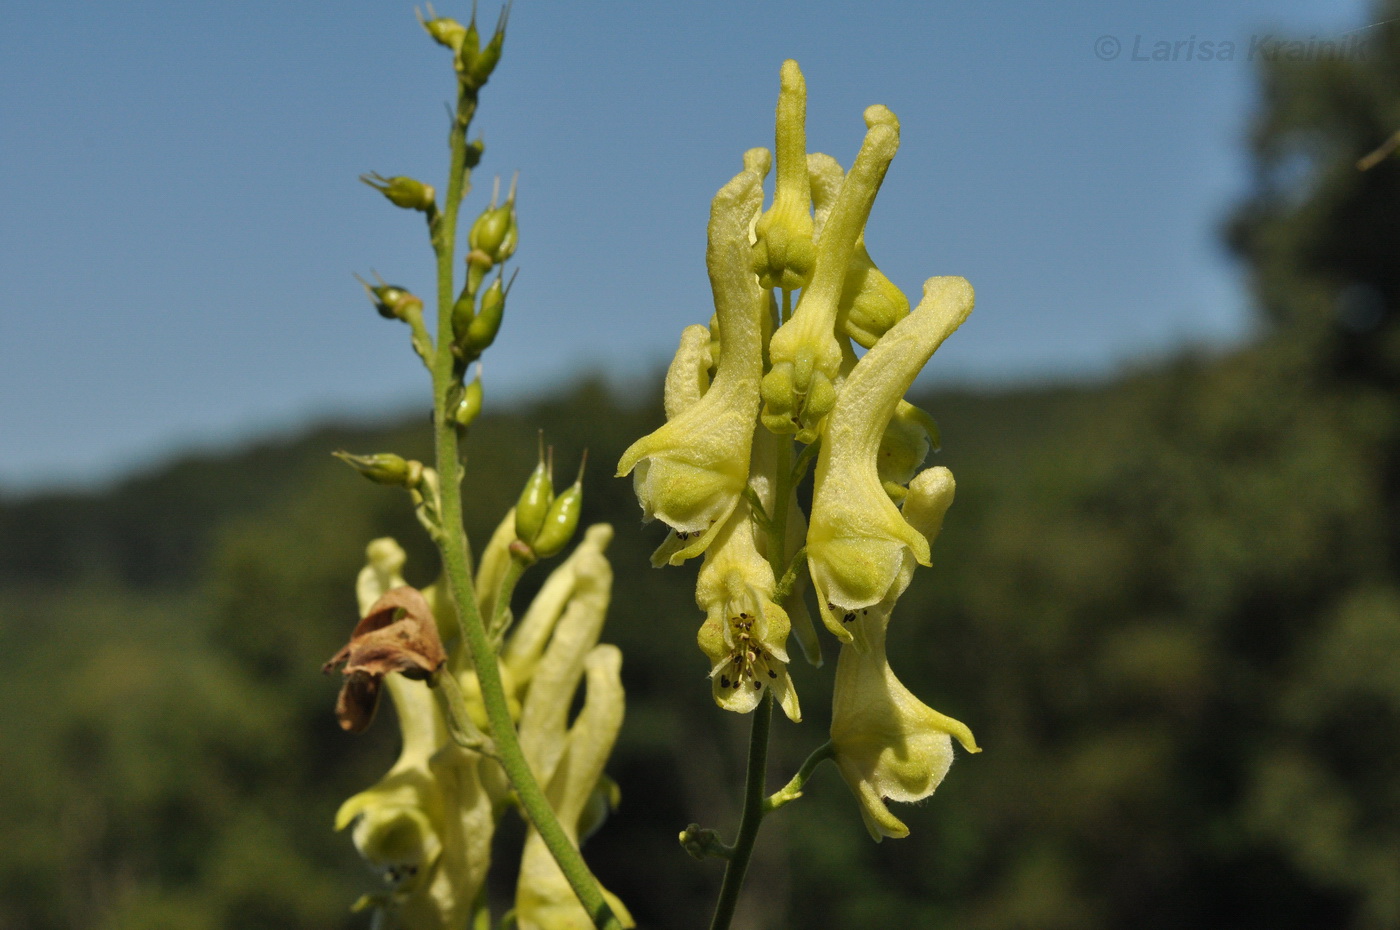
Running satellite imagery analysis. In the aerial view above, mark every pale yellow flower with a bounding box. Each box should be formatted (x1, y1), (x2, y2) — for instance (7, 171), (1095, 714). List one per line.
(694, 488), (801, 722)
(807, 276), (974, 643)
(828, 466), (980, 841)
(761, 105), (901, 440)
(751, 60), (816, 292)
(617, 168), (767, 566)
(336, 539), (497, 929)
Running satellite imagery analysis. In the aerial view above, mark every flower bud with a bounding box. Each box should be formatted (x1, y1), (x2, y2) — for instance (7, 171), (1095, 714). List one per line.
(360, 172), (436, 212)
(877, 400), (939, 500)
(333, 451), (422, 488)
(457, 3), (508, 90)
(417, 4), (467, 51)
(515, 437), (554, 545)
(357, 275), (424, 323)
(764, 105), (901, 439)
(532, 452), (586, 559)
(464, 135), (485, 169)
(453, 367), (483, 430)
(461, 270), (510, 357)
(468, 175), (518, 262)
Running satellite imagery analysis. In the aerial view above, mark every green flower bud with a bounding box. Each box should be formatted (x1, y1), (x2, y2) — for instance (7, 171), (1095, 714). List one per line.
(333, 451), (422, 488)
(532, 452), (586, 559)
(417, 3), (467, 51)
(450, 279), (476, 346)
(515, 437), (554, 545)
(454, 367), (483, 429)
(468, 175), (518, 262)
(464, 135), (485, 169)
(360, 172), (436, 212)
(461, 270), (511, 356)
(457, 3), (508, 90)
(357, 275), (424, 323)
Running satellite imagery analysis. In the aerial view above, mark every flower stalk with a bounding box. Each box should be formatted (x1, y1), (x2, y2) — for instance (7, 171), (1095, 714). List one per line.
(426, 69), (623, 930)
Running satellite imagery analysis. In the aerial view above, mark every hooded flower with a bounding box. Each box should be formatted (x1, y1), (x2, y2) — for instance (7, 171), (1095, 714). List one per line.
(807, 275), (974, 643)
(751, 60), (816, 292)
(761, 105), (901, 441)
(830, 612), (978, 840)
(617, 167), (767, 566)
(694, 489), (802, 722)
(828, 466), (980, 841)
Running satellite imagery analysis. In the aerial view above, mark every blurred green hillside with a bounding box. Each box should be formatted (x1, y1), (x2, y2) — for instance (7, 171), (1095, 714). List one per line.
(6, 13), (1400, 930)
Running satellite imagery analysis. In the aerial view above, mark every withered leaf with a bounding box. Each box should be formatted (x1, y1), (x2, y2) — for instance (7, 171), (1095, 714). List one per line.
(324, 586), (448, 732)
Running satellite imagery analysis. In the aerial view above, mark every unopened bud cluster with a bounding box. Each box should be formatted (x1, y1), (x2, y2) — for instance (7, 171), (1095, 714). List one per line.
(618, 60), (981, 842)
(516, 438), (587, 561)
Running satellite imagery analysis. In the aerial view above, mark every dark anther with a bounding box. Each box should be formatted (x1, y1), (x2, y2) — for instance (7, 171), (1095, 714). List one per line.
(767, 668), (777, 678)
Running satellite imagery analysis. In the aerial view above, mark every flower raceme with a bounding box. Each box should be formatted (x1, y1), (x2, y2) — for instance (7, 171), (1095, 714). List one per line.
(621, 59), (980, 845)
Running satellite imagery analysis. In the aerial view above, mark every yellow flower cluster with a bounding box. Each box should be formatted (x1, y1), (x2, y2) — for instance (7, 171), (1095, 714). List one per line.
(618, 61), (980, 840)
(335, 527), (633, 927)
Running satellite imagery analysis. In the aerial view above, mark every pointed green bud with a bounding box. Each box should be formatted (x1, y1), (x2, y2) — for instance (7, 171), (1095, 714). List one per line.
(455, 4), (481, 74)
(458, 3), (509, 91)
(418, 3), (467, 51)
(515, 435), (554, 545)
(461, 269), (512, 356)
(454, 367), (483, 429)
(532, 452), (586, 559)
(360, 172), (436, 212)
(333, 451), (422, 488)
(357, 275), (424, 323)
(451, 278), (476, 346)
(468, 175), (518, 263)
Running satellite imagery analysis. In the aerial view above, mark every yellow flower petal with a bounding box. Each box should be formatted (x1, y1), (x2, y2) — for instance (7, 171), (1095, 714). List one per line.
(830, 610), (978, 842)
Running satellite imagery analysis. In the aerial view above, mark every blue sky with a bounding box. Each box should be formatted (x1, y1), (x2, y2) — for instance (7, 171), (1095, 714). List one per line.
(0, 0), (1372, 490)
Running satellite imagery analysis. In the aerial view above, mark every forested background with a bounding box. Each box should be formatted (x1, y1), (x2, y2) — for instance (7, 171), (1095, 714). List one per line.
(5, 15), (1400, 930)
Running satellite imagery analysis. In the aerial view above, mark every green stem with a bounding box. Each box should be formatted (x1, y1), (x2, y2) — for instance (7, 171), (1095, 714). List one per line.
(490, 554), (528, 642)
(764, 741), (833, 813)
(708, 427), (794, 930)
(429, 83), (620, 930)
(708, 691), (773, 930)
